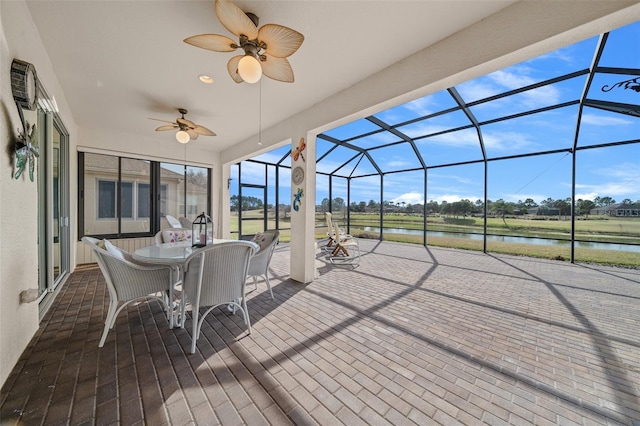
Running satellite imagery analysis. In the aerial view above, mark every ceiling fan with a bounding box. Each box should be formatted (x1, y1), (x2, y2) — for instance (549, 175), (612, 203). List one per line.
(184, 0), (304, 84)
(150, 108), (216, 144)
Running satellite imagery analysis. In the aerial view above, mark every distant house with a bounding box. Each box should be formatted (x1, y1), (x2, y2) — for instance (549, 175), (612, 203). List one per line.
(590, 203), (640, 217)
(527, 206), (560, 216)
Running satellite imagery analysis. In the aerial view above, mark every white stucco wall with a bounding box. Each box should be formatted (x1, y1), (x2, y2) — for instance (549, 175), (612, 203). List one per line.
(0, 0), (77, 387)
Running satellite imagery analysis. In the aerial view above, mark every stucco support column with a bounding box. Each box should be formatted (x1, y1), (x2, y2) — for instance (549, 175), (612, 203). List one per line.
(219, 163), (231, 238)
(290, 134), (317, 283)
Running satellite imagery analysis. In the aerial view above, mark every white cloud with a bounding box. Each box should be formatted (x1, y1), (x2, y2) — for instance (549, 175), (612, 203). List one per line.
(482, 130), (535, 151)
(386, 160), (413, 168)
(533, 45), (578, 66)
(580, 114), (632, 126)
(428, 172), (477, 186)
(520, 85), (560, 108)
(584, 182), (639, 198)
(427, 194), (482, 204)
(575, 192), (599, 201)
(403, 96), (435, 117)
(391, 192), (423, 205)
(489, 69), (536, 90)
(457, 80), (498, 102)
(592, 161), (640, 180)
(459, 68), (561, 114)
(416, 127), (479, 147)
(574, 163), (640, 200)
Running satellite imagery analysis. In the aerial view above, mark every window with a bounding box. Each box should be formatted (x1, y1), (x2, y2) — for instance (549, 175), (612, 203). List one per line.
(160, 163), (209, 222)
(98, 180), (116, 219)
(138, 183), (150, 218)
(160, 184), (168, 217)
(79, 153), (211, 238)
(121, 182), (133, 219)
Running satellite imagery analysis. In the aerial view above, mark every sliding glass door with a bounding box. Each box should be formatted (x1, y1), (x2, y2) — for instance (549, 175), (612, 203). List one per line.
(35, 103), (70, 300)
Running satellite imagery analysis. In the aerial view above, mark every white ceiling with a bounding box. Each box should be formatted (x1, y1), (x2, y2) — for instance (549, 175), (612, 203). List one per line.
(25, 0), (516, 153)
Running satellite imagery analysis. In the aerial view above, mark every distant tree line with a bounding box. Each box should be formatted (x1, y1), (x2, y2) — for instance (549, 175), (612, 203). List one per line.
(230, 195), (264, 212)
(317, 196), (640, 218)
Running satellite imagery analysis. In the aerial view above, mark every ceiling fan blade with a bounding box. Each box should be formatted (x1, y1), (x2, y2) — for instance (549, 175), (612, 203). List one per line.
(149, 117), (176, 124)
(259, 24), (304, 58)
(261, 54), (295, 83)
(215, 0), (258, 40)
(184, 34), (237, 52)
(227, 55), (245, 83)
(195, 125), (216, 136)
(187, 129), (199, 140)
(155, 124), (177, 131)
(177, 117), (197, 129)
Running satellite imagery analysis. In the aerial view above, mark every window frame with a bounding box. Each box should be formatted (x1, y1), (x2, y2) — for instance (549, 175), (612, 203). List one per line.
(78, 152), (212, 239)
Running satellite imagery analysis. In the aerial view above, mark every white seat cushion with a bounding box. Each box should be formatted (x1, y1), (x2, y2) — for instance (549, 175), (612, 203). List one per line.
(162, 229), (192, 243)
(104, 239), (136, 263)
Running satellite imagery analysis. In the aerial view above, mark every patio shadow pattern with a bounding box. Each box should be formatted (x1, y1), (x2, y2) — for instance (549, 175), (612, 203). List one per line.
(1, 240), (639, 424)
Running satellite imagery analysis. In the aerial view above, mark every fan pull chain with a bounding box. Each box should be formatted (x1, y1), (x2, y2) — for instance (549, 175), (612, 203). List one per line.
(258, 80), (262, 146)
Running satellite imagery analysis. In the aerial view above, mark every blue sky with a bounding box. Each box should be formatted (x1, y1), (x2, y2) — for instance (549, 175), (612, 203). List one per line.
(238, 20), (639, 208)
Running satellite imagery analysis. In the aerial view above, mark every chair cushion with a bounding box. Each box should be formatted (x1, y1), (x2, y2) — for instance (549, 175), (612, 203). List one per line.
(104, 239), (135, 263)
(251, 232), (269, 250)
(162, 229), (192, 243)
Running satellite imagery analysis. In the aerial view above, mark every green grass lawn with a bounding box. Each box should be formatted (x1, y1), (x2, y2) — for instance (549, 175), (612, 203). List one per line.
(343, 213), (640, 242)
(230, 211), (640, 267)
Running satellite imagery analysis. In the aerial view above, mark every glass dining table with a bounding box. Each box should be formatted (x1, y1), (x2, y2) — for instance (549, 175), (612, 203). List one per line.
(133, 239), (238, 327)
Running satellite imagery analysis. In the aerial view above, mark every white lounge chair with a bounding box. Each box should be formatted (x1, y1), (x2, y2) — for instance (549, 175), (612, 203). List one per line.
(329, 223), (360, 266)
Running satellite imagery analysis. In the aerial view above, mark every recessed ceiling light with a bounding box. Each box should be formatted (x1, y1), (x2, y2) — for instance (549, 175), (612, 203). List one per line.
(199, 75), (213, 84)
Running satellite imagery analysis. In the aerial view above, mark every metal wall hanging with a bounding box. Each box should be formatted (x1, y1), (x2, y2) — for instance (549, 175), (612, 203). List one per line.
(292, 137), (306, 162)
(10, 59), (40, 181)
(11, 59), (38, 110)
(14, 121), (39, 181)
(293, 188), (304, 211)
(601, 76), (640, 93)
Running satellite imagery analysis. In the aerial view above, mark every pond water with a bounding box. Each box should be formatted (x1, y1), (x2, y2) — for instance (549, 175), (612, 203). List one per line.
(361, 227), (640, 253)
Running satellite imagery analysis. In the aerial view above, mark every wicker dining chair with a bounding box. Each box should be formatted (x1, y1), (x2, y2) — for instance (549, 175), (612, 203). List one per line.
(247, 230), (280, 299)
(82, 236), (174, 347)
(180, 241), (258, 354)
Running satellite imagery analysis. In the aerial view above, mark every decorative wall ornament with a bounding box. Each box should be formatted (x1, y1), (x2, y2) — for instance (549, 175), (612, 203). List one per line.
(10, 59), (40, 182)
(14, 121), (39, 181)
(293, 188), (304, 211)
(292, 137), (306, 162)
(11, 59), (38, 111)
(292, 166), (304, 185)
(601, 77), (640, 93)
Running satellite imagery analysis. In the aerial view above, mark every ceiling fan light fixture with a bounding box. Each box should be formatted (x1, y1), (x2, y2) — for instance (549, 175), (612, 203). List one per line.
(184, 0), (303, 84)
(238, 54), (262, 84)
(176, 130), (191, 144)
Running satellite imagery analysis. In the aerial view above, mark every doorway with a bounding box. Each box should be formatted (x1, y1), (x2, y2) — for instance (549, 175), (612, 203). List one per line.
(239, 184), (267, 239)
(31, 94), (70, 313)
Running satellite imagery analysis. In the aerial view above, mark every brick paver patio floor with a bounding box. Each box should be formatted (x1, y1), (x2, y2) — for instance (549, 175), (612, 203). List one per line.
(1, 240), (639, 425)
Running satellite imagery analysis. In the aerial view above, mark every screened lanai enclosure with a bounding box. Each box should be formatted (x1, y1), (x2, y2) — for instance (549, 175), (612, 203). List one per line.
(231, 21), (640, 267)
